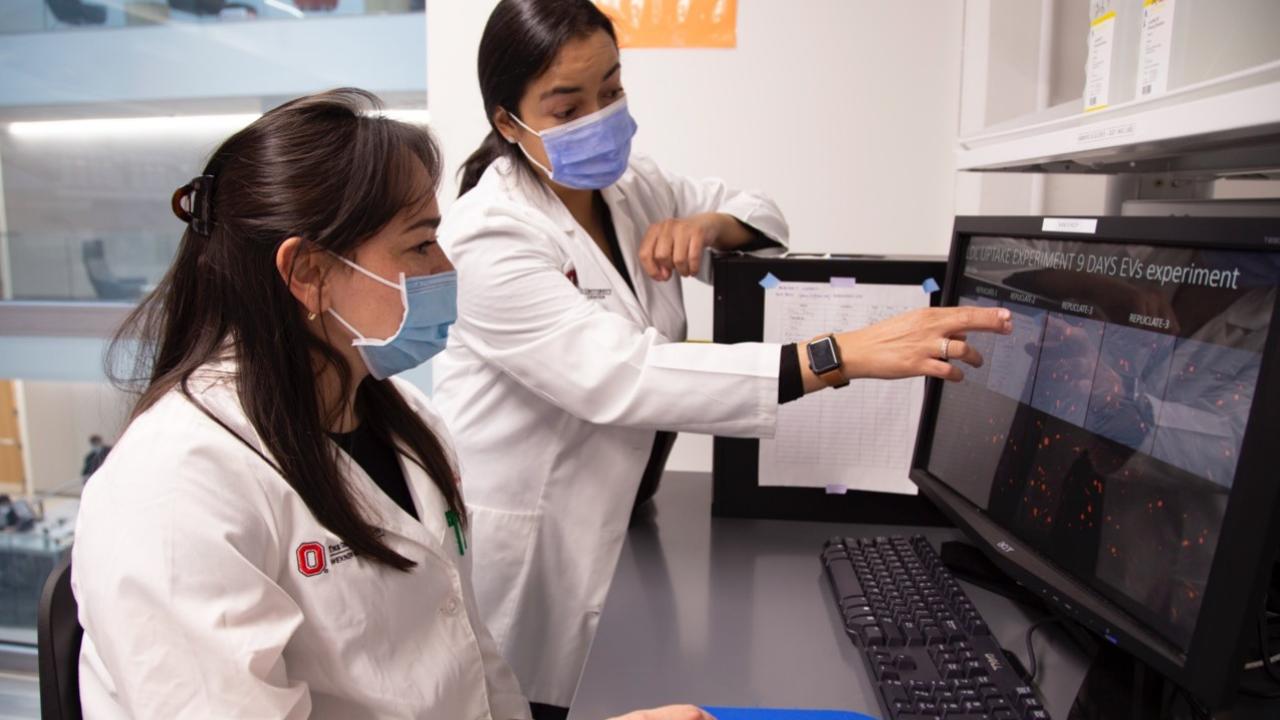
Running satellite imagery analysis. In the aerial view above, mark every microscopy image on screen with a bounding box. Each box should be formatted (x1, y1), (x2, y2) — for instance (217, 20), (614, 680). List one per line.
(1093, 453), (1227, 649)
(926, 235), (1279, 652)
(1083, 325), (1176, 455)
(931, 378), (1022, 510)
(958, 295), (1000, 388)
(985, 303), (1046, 404)
(1150, 338), (1263, 488)
(1030, 313), (1106, 426)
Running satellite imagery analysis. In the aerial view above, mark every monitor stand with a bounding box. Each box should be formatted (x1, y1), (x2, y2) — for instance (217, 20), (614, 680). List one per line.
(1068, 641), (1170, 720)
(940, 540), (1177, 719)
(940, 540), (1044, 609)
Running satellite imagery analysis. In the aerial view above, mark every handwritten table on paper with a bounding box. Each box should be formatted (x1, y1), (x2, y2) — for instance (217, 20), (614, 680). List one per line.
(760, 281), (929, 494)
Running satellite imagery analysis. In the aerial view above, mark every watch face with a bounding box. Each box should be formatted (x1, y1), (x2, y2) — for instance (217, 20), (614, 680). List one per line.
(808, 337), (839, 374)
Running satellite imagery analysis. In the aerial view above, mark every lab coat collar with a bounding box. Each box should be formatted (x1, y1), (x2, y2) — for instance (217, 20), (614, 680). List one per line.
(184, 360), (451, 563)
(332, 440), (451, 562)
(493, 157), (651, 325)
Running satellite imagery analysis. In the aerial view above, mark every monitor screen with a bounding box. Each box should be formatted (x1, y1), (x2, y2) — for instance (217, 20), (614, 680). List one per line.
(922, 229), (1280, 656)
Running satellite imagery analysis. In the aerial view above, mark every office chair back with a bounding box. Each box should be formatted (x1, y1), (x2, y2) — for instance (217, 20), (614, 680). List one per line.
(38, 556), (83, 720)
(81, 239), (146, 300)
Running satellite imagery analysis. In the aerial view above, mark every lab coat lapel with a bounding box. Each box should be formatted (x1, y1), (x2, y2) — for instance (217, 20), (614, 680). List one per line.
(185, 361), (448, 561)
(517, 172), (650, 327)
(600, 184), (652, 319)
(333, 445), (445, 561)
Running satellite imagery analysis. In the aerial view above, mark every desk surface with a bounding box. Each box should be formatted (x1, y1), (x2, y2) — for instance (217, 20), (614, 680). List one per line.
(569, 472), (1092, 719)
(570, 472), (1280, 720)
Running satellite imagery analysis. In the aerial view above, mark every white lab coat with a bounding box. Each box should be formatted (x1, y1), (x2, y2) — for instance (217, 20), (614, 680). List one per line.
(72, 363), (530, 720)
(433, 154), (789, 706)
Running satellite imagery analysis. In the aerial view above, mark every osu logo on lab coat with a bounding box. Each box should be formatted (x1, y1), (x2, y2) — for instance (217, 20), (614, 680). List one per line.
(295, 540), (358, 577)
(296, 541), (327, 576)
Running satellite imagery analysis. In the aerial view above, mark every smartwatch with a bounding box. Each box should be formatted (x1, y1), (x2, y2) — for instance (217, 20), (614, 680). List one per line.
(806, 335), (849, 389)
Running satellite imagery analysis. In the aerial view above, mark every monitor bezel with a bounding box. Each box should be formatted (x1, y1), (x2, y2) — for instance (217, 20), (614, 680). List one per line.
(909, 215), (1280, 708)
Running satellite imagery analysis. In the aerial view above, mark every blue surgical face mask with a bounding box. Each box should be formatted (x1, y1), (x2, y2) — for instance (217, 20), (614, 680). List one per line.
(507, 97), (638, 190)
(326, 254), (457, 380)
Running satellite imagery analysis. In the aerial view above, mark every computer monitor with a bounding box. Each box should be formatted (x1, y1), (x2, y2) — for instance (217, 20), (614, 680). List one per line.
(910, 216), (1280, 709)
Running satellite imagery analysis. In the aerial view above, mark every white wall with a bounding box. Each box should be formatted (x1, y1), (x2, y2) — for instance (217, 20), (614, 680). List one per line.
(18, 380), (131, 493)
(428, 1), (966, 472)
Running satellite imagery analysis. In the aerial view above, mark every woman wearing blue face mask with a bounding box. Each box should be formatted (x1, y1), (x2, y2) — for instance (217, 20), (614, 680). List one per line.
(435, 2), (1013, 718)
(69, 87), (706, 720)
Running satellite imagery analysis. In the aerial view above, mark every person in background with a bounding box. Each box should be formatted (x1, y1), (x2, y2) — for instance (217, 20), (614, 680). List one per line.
(80, 434), (111, 481)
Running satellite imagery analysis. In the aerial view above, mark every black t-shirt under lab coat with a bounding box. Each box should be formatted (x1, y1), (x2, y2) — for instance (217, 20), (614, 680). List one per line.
(593, 196), (803, 515)
(330, 424), (418, 521)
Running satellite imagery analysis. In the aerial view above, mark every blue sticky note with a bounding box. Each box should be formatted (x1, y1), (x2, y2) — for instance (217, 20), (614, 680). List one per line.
(922, 277), (941, 294)
(702, 709), (876, 720)
(759, 272), (781, 290)
(830, 276), (857, 288)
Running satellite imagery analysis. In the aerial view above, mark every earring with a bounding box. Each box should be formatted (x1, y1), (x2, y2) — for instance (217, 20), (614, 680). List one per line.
(307, 312), (317, 321)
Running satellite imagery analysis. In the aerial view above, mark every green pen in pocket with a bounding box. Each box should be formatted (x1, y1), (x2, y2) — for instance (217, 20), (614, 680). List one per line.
(445, 510), (467, 555)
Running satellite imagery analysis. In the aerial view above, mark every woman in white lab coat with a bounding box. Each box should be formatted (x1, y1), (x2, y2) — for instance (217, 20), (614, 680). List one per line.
(432, 2), (1014, 717)
(72, 89), (711, 720)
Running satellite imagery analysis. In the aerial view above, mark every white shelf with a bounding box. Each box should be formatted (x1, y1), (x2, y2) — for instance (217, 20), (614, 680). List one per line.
(957, 60), (1280, 176)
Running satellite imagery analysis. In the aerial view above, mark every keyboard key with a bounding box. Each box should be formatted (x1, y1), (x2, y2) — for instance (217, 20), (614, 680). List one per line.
(845, 605), (875, 619)
(881, 622), (906, 647)
(880, 677), (906, 694)
(1019, 696), (1045, 714)
(827, 561), (864, 601)
(875, 664), (899, 682)
(986, 697), (1011, 713)
(822, 548), (849, 565)
(863, 626), (886, 646)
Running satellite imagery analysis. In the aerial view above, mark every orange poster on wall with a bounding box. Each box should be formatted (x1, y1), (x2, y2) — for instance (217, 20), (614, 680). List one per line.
(595, 0), (737, 49)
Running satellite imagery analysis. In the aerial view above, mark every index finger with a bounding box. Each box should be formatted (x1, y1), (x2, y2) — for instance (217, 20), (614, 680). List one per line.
(940, 306), (1012, 336)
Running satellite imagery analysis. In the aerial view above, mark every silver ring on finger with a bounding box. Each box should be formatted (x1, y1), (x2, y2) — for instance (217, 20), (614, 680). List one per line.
(940, 338), (951, 361)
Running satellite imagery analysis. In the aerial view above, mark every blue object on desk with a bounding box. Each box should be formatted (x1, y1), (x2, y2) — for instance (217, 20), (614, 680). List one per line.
(702, 709), (877, 720)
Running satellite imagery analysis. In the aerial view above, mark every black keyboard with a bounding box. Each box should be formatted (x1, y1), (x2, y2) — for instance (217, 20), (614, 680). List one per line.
(821, 535), (1051, 720)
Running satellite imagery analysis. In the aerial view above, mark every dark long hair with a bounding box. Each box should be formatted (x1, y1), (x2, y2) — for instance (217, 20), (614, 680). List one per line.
(109, 88), (462, 572)
(457, 0), (617, 196)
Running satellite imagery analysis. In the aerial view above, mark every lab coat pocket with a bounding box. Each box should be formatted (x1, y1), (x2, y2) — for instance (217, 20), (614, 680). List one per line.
(465, 503), (540, 650)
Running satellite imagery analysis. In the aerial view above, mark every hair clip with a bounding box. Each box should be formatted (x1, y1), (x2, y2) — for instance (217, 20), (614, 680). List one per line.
(171, 174), (216, 236)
